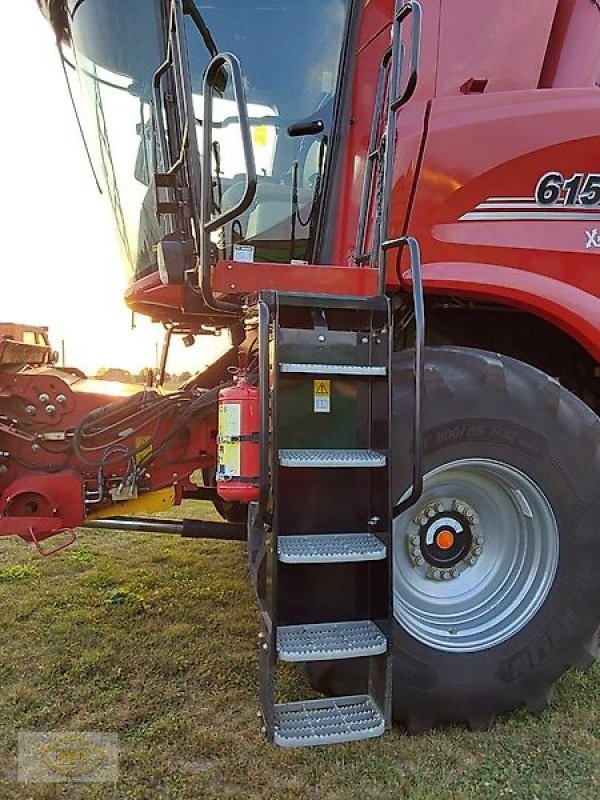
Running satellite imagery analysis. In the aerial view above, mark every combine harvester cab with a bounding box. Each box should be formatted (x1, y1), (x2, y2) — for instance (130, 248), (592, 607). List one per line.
(12, 0), (600, 744)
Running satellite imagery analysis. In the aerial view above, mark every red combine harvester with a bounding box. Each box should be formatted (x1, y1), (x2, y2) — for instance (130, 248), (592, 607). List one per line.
(5, 0), (598, 745)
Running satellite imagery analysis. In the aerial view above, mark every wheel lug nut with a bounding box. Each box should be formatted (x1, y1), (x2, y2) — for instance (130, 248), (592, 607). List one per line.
(442, 571), (452, 580)
(427, 507), (436, 518)
(415, 556), (424, 566)
(475, 536), (484, 545)
(410, 535), (420, 546)
(473, 547), (482, 556)
(435, 503), (444, 513)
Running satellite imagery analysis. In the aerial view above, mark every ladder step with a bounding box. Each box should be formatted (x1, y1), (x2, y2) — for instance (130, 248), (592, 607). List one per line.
(279, 449), (386, 468)
(274, 695), (385, 747)
(279, 363), (386, 376)
(278, 533), (386, 564)
(277, 620), (387, 662)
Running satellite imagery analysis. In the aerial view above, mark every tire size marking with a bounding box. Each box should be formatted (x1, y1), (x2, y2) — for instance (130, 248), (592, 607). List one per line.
(424, 421), (546, 459)
(433, 424), (485, 445)
(535, 172), (600, 207)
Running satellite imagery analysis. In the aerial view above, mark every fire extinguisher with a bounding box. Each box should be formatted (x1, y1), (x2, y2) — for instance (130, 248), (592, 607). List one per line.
(216, 366), (260, 503)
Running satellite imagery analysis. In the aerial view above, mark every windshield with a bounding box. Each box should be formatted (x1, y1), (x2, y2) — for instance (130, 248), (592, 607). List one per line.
(67, 0), (350, 282)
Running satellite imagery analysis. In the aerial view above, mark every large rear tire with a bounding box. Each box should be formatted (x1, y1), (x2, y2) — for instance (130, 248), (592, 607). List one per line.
(307, 347), (600, 731)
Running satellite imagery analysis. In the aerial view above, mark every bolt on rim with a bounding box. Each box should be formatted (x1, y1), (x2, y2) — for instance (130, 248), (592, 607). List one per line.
(393, 458), (559, 652)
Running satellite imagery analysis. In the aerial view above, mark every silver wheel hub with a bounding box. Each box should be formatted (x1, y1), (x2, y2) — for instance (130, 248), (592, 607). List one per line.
(394, 458), (559, 653)
(407, 497), (484, 580)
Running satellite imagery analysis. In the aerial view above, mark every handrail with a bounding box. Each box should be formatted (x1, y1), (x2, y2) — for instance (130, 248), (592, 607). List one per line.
(380, 236), (425, 518)
(391, 1), (423, 111)
(257, 300), (270, 514)
(152, 48), (171, 176)
(354, 0), (423, 285)
(200, 52), (257, 313)
(151, 0), (203, 232)
(377, 0), (423, 294)
(354, 46), (392, 266)
(152, 6), (256, 316)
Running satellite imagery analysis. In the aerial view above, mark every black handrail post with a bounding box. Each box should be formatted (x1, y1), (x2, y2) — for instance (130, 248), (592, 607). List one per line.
(379, 235), (425, 518)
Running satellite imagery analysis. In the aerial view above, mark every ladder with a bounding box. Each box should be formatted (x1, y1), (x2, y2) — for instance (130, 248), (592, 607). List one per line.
(241, 0), (425, 748)
(249, 292), (393, 747)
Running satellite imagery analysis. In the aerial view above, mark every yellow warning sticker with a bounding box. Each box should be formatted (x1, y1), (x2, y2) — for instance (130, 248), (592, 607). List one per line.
(313, 379), (331, 413)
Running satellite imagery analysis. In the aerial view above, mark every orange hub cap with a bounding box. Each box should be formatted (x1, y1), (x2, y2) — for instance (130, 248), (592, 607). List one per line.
(436, 530), (455, 550)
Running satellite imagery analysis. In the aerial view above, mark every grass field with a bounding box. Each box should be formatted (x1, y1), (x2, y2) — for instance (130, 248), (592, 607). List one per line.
(0, 501), (597, 799)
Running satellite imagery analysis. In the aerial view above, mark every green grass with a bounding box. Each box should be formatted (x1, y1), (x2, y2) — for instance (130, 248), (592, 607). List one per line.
(0, 501), (598, 799)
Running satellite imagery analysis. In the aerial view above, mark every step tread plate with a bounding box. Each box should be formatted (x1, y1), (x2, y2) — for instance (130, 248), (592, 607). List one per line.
(279, 448), (386, 468)
(278, 533), (386, 563)
(277, 620), (387, 662)
(279, 363), (387, 376)
(274, 695), (385, 747)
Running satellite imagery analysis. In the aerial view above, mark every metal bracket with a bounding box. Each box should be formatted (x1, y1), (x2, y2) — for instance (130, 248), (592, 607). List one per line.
(28, 526), (77, 557)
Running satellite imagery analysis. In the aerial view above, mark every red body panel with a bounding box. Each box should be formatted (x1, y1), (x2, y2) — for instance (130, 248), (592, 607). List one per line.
(435, 1), (558, 95)
(392, 88), (600, 354)
(331, 0), (600, 360)
(213, 261), (378, 297)
(541, 0), (600, 88)
(125, 273), (186, 318)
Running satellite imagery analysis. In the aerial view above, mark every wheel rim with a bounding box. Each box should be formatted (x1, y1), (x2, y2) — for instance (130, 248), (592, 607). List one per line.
(393, 458), (559, 653)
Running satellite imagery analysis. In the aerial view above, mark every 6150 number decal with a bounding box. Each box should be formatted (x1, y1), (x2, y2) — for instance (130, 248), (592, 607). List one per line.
(535, 172), (600, 207)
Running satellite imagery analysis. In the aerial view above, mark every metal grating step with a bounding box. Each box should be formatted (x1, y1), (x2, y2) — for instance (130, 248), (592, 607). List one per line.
(277, 620), (387, 662)
(279, 449), (386, 468)
(278, 533), (386, 564)
(274, 695), (385, 747)
(279, 363), (387, 376)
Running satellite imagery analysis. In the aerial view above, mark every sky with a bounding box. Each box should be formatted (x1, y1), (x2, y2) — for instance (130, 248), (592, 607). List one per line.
(0, 3), (227, 376)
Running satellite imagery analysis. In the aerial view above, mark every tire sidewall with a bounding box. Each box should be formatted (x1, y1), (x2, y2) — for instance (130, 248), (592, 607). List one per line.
(391, 350), (600, 713)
